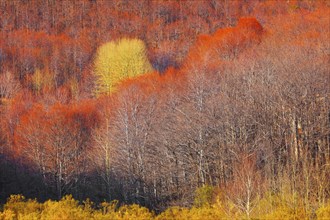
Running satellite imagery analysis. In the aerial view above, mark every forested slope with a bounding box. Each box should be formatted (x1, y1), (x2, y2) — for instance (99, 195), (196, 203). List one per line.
(0, 0), (329, 218)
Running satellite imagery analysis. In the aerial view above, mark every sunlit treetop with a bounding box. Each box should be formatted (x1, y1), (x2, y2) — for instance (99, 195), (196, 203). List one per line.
(94, 38), (154, 96)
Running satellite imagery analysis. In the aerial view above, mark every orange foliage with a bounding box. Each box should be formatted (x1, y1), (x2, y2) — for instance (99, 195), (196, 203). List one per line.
(13, 101), (101, 198)
(183, 17), (264, 78)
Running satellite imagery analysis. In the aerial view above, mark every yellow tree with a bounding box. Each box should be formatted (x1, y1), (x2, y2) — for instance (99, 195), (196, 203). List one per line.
(94, 38), (153, 95)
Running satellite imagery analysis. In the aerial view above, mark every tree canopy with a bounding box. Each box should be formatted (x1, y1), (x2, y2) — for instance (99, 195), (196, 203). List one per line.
(94, 38), (153, 95)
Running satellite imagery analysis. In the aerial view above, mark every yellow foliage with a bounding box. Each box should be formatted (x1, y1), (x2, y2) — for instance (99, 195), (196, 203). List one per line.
(100, 200), (118, 214)
(40, 195), (92, 220)
(0, 193), (327, 220)
(188, 206), (227, 220)
(94, 38), (153, 95)
(253, 192), (310, 219)
(2, 195), (41, 220)
(0, 195), (155, 220)
(156, 207), (190, 220)
(115, 204), (154, 220)
(92, 200), (119, 220)
(93, 203), (154, 220)
(68, 77), (79, 100)
(194, 185), (214, 208)
(0, 209), (16, 220)
(32, 68), (43, 93)
(31, 68), (53, 94)
(156, 205), (227, 220)
(316, 203), (330, 219)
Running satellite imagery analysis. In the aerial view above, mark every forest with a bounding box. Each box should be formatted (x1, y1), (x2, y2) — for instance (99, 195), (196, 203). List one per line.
(0, 0), (329, 219)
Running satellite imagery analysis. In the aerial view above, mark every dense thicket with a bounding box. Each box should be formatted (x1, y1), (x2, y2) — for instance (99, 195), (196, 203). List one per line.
(0, 0), (329, 217)
(1, 194), (330, 219)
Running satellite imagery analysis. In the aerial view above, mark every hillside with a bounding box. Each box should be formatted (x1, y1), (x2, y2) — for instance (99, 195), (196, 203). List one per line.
(0, 0), (329, 219)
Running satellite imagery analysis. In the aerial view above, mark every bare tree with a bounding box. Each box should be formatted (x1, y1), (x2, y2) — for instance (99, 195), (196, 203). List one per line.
(0, 71), (20, 100)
